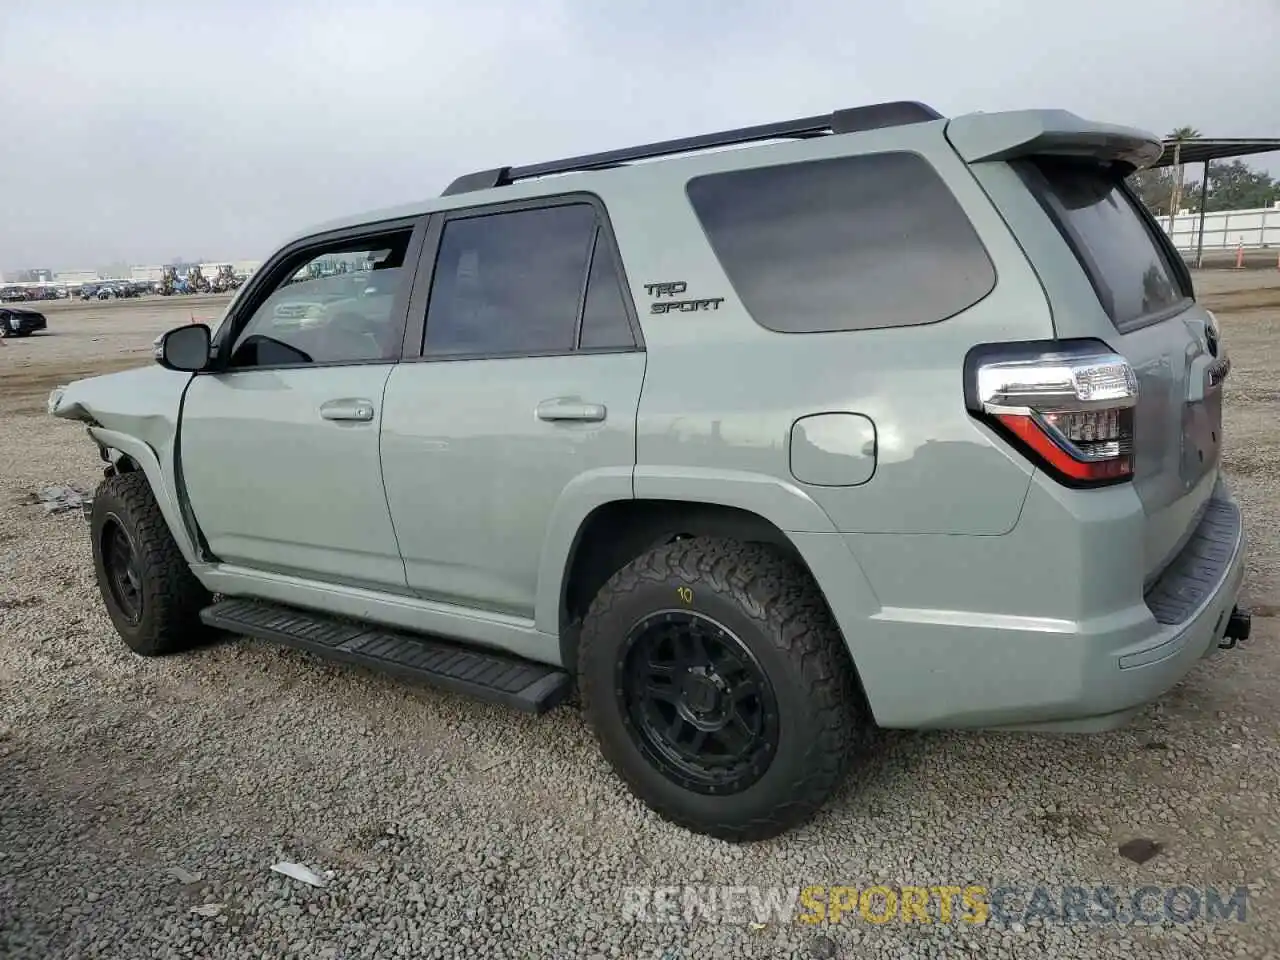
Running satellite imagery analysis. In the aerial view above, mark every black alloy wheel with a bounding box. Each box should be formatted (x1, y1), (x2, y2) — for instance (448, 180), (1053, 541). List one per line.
(101, 514), (144, 624)
(577, 536), (867, 841)
(618, 609), (780, 795)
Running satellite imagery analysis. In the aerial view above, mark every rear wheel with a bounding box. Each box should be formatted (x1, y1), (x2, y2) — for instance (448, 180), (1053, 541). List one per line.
(91, 472), (212, 656)
(578, 536), (866, 841)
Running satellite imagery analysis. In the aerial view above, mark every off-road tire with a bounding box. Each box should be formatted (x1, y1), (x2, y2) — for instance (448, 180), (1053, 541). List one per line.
(578, 536), (866, 842)
(90, 471), (211, 656)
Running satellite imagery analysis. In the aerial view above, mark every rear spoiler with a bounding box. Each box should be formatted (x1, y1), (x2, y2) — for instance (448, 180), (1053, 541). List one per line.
(944, 109), (1164, 173)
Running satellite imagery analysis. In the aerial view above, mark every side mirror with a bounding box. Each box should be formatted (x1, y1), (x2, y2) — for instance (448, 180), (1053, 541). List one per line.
(157, 323), (212, 372)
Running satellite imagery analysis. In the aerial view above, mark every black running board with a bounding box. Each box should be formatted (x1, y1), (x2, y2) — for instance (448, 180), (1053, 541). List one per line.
(200, 598), (571, 714)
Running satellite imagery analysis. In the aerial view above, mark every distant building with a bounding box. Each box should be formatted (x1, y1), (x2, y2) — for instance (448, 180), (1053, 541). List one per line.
(6, 257), (260, 287)
(54, 269), (102, 285)
(131, 265), (166, 283)
(4, 268), (54, 283)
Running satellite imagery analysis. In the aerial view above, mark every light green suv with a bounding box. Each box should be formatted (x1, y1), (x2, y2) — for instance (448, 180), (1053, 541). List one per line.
(51, 100), (1251, 841)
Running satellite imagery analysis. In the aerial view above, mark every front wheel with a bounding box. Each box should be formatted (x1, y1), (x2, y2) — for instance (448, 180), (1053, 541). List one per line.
(90, 472), (212, 656)
(578, 536), (866, 842)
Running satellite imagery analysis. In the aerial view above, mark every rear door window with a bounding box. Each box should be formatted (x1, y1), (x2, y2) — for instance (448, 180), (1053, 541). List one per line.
(1021, 159), (1191, 329)
(423, 204), (597, 357)
(685, 151), (996, 334)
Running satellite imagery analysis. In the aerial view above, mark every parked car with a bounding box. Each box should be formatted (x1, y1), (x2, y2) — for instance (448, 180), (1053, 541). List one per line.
(49, 101), (1250, 841)
(0, 306), (47, 337)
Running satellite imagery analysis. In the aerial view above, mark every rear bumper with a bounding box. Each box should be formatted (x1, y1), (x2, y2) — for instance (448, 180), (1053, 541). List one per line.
(1010, 486), (1245, 731)
(795, 478), (1247, 731)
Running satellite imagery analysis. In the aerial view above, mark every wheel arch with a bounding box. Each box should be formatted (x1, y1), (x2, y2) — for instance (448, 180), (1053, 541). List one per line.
(88, 427), (201, 565)
(559, 498), (804, 628)
(535, 466), (848, 636)
(547, 494), (877, 681)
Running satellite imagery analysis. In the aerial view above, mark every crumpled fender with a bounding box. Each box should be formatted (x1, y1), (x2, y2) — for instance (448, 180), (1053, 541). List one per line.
(49, 364), (199, 562)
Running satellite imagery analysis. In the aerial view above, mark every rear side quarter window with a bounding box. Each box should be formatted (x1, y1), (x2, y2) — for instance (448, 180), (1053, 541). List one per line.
(685, 151), (996, 334)
(1017, 158), (1192, 331)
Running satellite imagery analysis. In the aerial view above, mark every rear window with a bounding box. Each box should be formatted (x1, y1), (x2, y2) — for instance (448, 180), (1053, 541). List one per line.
(1023, 159), (1189, 329)
(685, 151), (996, 334)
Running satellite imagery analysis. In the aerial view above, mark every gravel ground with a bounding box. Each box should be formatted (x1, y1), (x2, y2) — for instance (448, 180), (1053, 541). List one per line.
(1, 282), (1279, 959)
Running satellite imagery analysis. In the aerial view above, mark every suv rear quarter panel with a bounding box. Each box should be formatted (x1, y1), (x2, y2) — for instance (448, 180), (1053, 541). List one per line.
(588, 123), (1086, 727)
(967, 158), (1225, 582)
(600, 122), (1051, 537)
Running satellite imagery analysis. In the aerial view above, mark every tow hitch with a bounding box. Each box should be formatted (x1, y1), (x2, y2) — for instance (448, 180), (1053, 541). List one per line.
(1219, 606), (1252, 650)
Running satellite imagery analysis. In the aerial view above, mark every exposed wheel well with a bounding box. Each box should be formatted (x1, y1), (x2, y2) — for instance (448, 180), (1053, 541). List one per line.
(98, 445), (141, 476)
(559, 500), (812, 671)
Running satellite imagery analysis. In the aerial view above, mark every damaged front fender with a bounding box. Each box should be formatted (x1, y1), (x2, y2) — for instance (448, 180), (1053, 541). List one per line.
(49, 364), (190, 434)
(49, 364), (201, 564)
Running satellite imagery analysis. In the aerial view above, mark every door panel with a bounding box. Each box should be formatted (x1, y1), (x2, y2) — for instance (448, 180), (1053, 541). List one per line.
(380, 353), (645, 616)
(383, 196), (645, 617)
(181, 366), (407, 590)
(179, 221), (422, 591)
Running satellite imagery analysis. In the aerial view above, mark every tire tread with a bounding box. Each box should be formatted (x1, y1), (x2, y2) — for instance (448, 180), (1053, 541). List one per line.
(92, 472), (209, 656)
(578, 536), (865, 841)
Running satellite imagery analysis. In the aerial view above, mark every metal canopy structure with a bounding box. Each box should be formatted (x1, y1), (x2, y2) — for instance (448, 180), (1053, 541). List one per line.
(1149, 137), (1280, 169)
(1148, 137), (1280, 267)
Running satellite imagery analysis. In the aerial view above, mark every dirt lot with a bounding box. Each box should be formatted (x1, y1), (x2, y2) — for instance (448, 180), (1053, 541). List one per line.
(0, 296), (233, 417)
(1, 280), (1278, 959)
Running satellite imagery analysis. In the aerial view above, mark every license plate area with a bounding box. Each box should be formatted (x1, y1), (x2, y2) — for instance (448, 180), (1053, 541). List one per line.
(1181, 387), (1222, 484)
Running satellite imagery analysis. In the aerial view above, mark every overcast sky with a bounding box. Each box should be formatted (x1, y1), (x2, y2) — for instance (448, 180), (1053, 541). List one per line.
(2, 0), (1277, 271)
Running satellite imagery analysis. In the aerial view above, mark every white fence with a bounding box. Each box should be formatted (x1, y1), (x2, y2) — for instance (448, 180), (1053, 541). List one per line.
(1159, 203), (1280, 253)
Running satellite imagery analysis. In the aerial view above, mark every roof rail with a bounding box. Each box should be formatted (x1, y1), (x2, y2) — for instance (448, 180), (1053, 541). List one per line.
(441, 100), (944, 196)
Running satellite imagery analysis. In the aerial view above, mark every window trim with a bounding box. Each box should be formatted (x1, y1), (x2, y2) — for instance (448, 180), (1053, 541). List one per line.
(402, 191), (644, 364)
(1015, 158), (1194, 335)
(575, 225), (639, 352)
(572, 226), (602, 350)
(1118, 172), (1196, 301)
(204, 215), (428, 374)
(683, 149), (999, 335)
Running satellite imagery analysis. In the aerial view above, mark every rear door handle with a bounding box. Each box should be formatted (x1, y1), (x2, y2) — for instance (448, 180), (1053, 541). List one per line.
(536, 398), (606, 422)
(319, 398), (375, 422)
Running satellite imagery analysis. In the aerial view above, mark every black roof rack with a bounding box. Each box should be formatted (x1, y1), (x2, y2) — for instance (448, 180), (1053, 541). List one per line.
(441, 100), (944, 196)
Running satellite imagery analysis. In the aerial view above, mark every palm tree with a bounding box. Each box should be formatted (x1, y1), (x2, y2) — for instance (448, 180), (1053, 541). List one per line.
(1166, 126), (1202, 217)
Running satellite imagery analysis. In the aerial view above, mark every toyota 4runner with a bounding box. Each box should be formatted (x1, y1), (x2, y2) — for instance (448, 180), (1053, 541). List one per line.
(50, 100), (1251, 841)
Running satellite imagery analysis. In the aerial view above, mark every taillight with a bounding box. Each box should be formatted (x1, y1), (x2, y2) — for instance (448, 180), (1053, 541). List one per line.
(967, 344), (1139, 487)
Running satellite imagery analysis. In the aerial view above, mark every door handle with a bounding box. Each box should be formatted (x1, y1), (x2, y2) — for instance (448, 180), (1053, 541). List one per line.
(536, 399), (607, 422)
(320, 398), (375, 422)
